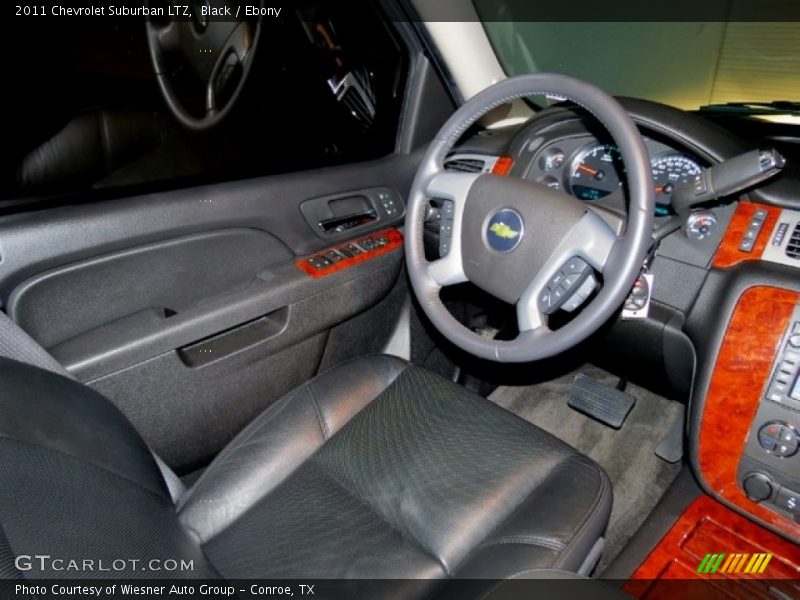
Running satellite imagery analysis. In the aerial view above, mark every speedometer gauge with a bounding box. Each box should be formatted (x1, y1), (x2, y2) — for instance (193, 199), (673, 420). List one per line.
(651, 153), (702, 215)
(567, 144), (624, 201)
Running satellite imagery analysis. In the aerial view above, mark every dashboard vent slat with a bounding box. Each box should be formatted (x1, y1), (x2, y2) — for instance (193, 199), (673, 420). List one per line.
(444, 158), (487, 173)
(786, 223), (800, 259)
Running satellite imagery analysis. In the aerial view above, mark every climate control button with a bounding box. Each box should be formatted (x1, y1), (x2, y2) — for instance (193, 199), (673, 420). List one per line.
(758, 421), (799, 457)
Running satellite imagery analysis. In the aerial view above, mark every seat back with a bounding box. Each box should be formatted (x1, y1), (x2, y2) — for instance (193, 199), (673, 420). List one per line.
(0, 358), (217, 578)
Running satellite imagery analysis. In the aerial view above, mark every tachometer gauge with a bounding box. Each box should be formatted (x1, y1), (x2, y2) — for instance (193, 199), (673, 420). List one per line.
(567, 144), (624, 201)
(651, 153), (702, 216)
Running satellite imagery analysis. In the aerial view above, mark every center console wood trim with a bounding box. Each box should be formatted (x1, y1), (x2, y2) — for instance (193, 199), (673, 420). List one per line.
(712, 202), (782, 269)
(624, 495), (800, 598)
(698, 285), (800, 539)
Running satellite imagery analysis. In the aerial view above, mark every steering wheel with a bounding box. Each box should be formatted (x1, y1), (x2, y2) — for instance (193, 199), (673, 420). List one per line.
(405, 74), (655, 363)
(145, 2), (262, 130)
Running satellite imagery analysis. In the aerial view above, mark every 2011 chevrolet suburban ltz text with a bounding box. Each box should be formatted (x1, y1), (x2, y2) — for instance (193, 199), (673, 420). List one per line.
(2, 1), (800, 598)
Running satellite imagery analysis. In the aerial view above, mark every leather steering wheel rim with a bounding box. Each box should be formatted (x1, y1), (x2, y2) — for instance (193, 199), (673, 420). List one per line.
(404, 73), (655, 363)
(145, 5), (262, 131)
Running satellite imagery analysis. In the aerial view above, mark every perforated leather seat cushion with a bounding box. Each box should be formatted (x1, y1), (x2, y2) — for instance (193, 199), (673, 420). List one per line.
(178, 356), (612, 593)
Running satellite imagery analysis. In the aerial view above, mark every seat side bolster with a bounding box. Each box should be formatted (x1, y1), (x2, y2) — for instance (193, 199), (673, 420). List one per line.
(178, 354), (409, 542)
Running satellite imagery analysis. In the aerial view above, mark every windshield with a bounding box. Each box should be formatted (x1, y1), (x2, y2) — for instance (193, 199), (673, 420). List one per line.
(473, 12), (800, 112)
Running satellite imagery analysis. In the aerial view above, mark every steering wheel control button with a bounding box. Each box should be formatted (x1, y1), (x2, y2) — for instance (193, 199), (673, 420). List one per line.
(742, 472), (774, 503)
(439, 200), (454, 257)
(485, 208), (524, 253)
(564, 257), (590, 275)
(538, 258), (594, 315)
(563, 274), (598, 312)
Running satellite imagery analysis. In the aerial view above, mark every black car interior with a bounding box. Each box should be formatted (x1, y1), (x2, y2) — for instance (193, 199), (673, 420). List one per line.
(2, 2), (800, 596)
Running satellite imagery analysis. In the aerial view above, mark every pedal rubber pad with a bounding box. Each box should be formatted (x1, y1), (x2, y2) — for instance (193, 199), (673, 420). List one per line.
(568, 374), (636, 429)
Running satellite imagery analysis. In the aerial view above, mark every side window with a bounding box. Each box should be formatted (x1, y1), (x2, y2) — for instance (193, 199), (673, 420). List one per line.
(5, 1), (407, 205)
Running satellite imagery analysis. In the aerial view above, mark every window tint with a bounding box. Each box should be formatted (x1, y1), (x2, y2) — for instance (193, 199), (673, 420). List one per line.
(5, 1), (406, 205)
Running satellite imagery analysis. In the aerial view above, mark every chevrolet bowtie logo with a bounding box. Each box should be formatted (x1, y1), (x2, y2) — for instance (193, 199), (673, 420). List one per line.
(489, 222), (520, 240)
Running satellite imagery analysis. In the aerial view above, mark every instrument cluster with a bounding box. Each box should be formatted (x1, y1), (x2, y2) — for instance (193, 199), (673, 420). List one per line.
(524, 137), (704, 216)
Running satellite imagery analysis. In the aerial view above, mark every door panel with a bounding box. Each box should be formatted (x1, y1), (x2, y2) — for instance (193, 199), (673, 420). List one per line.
(8, 228), (293, 349)
(0, 152), (419, 470)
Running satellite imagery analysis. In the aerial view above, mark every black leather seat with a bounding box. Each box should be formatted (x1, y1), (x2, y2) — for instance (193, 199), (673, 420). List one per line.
(0, 354), (611, 594)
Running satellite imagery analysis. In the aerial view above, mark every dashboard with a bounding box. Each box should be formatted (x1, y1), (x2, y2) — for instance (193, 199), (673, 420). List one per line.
(432, 100), (779, 319)
(439, 100), (800, 541)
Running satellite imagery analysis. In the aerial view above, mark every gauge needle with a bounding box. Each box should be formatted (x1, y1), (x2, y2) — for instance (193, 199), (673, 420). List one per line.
(655, 185), (665, 193)
(578, 164), (598, 176)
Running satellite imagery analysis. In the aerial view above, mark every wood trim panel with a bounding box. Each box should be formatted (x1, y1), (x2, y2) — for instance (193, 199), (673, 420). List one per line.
(624, 496), (800, 599)
(296, 229), (403, 279)
(712, 202), (782, 269)
(698, 286), (800, 539)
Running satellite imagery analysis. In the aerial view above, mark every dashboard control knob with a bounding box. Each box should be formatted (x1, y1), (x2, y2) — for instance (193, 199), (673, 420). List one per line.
(684, 210), (718, 240)
(742, 472), (774, 502)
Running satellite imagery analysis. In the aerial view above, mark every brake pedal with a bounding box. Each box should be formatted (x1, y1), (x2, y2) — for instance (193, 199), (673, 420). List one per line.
(568, 374), (636, 429)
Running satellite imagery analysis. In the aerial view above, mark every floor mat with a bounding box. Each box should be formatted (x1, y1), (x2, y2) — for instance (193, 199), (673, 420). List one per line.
(489, 364), (685, 574)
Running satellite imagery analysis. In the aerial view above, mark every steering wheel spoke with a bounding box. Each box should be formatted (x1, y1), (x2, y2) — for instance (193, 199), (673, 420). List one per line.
(427, 256), (467, 287)
(424, 171), (478, 200)
(422, 171), (480, 287)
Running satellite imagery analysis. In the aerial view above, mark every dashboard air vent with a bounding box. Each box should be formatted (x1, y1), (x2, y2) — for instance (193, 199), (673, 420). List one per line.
(786, 223), (800, 259)
(444, 158), (487, 173)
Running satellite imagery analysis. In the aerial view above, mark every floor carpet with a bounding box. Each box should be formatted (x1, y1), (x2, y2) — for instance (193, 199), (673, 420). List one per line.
(489, 363), (685, 574)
